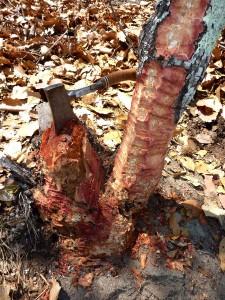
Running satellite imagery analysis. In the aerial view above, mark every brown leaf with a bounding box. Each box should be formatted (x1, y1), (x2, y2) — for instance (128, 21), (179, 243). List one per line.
(212, 45), (221, 60)
(0, 56), (11, 65)
(3, 98), (26, 106)
(71, 44), (96, 64)
(102, 31), (117, 42)
(87, 105), (113, 116)
(196, 97), (222, 122)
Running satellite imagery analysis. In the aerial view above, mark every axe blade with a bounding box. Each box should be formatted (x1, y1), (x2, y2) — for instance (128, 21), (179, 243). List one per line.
(42, 83), (78, 134)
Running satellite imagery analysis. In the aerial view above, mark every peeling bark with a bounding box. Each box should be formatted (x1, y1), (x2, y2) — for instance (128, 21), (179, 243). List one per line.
(34, 121), (104, 236)
(35, 0), (225, 255)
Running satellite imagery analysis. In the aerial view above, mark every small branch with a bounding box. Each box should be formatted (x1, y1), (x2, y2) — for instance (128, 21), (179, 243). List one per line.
(107, 0), (138, 55)
(34, 286), (49, 300)
(37, 30), (68, 62)
(0, 156), (36, 186)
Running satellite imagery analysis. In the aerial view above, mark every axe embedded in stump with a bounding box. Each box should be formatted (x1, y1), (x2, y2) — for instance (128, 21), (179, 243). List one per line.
(35, 68), (136, 236)
(41, 68), (136, 134)
(42, 83), (78, 134)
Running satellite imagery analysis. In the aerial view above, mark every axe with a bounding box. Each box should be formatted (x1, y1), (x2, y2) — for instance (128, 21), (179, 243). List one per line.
(41, 68), (136, 134)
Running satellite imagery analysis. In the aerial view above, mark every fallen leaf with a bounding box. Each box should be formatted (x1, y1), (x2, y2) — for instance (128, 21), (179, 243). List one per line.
(180, 157), (195, 172)
(87, 105), (113, 116)
(17, 121), (39, 137)
(217, 186), (225, 194)
(204, 175), (217, 197)
(195, 133), (213, 144)
(40, 45), (50, 55)
(0, 56), (11, 65)
(197, 150), (207, 157)
(14, 64), (26, 77)
(202, 204), (225, 229)
(222, 106), (225, 120)
(117, 91), (132, 110)
(131, 268), (143, 286)
(11, 86), (28, 100)
(3, 98), (25, 106)
(117, 31), (126, 42)
(219, 194), (225, 209)
(220, 177), (225, 188)
(166, 260), (184, 272)
(103, 130), (122, 149)
(182, 138), (197, 155)
(181, 175), (201, 187)
(219, 238), (225, 272)
(167, 250), (178, 258)
(3, 141), (22, 159)
(195, 161), (208, 174)
(196, 97), (222, 122)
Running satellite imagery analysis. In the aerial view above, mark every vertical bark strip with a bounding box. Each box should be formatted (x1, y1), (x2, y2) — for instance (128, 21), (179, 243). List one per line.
(110, 0), (225, 214)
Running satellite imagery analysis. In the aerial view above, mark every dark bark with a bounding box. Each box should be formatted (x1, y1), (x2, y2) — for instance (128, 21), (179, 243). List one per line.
(0, 156), (35, 186)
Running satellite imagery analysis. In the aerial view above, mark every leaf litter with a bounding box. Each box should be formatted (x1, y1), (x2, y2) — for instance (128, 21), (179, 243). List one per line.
(0, 0), (225, 298)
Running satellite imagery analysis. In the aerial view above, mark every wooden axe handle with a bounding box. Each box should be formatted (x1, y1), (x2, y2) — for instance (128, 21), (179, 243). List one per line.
(103, 68), (136, 87)
(68, 68), (136, 98)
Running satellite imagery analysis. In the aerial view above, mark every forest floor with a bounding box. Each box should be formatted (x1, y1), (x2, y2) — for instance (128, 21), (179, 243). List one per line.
(0, 0), (225, 299)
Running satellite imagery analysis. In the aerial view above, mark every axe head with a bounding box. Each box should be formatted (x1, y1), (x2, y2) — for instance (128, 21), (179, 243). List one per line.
(41, 83), (78, 134)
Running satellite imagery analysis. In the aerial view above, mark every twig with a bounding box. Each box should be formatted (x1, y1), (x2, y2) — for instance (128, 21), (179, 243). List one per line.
(0, 156), (36, 186)
(107, 0), (138, 55)
(37, 30), (68, 62)
(39, 273), (50, 286)
(34, 286), (49, 300)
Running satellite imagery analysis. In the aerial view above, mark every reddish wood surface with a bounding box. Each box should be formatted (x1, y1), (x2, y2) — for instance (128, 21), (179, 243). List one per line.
(156, 0), (209, 60)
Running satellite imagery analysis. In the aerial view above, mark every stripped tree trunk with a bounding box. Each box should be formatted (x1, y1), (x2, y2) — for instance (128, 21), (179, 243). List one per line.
(35, 0), (225, 255)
